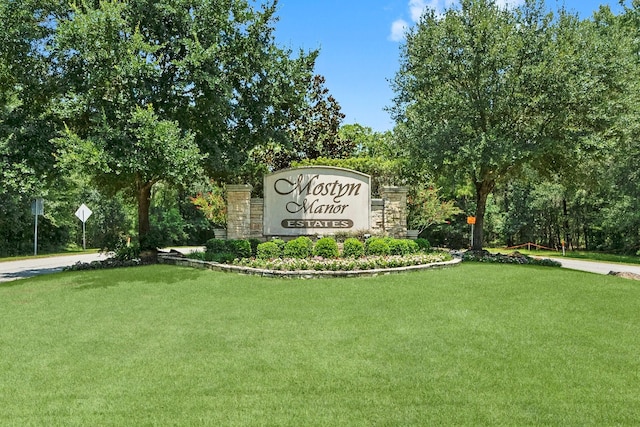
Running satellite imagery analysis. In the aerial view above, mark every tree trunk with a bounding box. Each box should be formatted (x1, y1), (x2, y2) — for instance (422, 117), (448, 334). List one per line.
(472, 179), (494, 251)
(562, 198), (571, 249)
(137, 182), (153, 249)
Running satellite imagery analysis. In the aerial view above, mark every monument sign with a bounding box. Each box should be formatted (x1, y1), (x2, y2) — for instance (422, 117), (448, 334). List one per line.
(264, 166), (371, 236)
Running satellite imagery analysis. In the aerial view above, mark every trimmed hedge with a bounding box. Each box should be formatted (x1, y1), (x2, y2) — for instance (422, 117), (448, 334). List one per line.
(365, 237), (390, 256)
(313, 237), (339, 258)
(342, 238), (365, 258)
(256, 241), (282, 260)
(284, 236), (314, 259)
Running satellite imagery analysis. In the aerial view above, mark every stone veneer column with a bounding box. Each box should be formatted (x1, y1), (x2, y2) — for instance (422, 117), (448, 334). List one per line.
(250, 198), (264, 240)
(226, 184), (253, 240)
(379, 186), (409, 238)
(370, 198), (385, 234)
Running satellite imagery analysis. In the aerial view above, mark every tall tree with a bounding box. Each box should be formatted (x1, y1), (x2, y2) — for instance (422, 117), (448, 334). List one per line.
(0, 0), (70, 254)
(50, 0), (316, 247)
(391, 0), (630, 249)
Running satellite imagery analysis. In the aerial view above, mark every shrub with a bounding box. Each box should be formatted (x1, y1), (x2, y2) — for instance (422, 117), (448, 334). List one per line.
(227, 239), (252, 259)
(406, 239), (419, 254)
(415, 238), (431, 251)
(114, 242), (140, 261)
(205, 238), (251, 262)
(342, 238), (364, 258)
(257, 241), (282, 260)
(211, 252), (237, 264)
(284, 236), (314, 259)
(248, 238), (262, 257)
(272, 238), (286, 252)
(313, 237), (339, 258)
(205, 238), (227, 254)
(365, 237), (390, 256)
(388, 238), (411, 256)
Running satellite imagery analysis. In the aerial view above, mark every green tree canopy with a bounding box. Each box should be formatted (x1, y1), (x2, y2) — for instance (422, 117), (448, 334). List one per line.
(392, 0), (632, 249)
(48, 0), (317, 247)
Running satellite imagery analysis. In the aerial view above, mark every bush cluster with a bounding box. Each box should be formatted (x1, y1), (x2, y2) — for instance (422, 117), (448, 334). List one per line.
(199, 236), (434, 264)
(462, 250), (561, 267)
(204, 238), (256, 263)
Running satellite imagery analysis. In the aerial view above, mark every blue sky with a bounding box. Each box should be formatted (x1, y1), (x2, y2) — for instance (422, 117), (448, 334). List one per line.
(273, 0), (626, 132)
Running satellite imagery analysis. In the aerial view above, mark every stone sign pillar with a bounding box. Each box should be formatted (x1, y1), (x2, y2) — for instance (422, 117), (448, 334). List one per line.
(226, 184), (253, 240)
(250, 198), (264, 240)
(379, 186), (409, 238)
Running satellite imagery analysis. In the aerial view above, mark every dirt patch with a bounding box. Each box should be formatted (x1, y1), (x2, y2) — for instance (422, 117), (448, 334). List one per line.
(608, 271), (640, 281)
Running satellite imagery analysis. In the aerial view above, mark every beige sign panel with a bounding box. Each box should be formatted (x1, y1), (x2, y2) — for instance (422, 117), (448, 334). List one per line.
(264, 166), (371, 236)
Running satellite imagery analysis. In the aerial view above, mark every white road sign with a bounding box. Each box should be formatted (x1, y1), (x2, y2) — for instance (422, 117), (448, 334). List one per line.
(75, 203), (92, 223)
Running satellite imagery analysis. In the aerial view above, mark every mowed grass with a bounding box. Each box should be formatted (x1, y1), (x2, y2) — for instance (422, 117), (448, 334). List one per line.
(1, 264), (639, 425)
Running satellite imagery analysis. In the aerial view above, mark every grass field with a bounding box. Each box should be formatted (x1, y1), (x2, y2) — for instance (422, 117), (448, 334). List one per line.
(1, 264), (639, 425)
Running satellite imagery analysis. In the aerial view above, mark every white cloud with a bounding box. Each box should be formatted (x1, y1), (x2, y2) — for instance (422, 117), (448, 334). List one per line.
(390, 0), (525, 42)
(409, 0), (429, 22)
(389, 19), (409, 42)
(495, 0), (525, 8)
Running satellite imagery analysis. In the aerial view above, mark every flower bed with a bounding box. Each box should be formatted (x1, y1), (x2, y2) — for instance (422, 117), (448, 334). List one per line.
(235, 252), (451, 272)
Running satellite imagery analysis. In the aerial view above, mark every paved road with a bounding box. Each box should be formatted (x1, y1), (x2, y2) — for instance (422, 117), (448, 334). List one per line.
(0, 247), (204, 284)
(544, 257), (640, 276)
(0, 253), (108, 283)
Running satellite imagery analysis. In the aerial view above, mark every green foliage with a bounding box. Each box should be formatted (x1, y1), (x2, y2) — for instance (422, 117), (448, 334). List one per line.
(365, 237), (391, 256)
(206, 238), (251, 261)
(462, 251), (561, 267)
(189, 182), (227, 228)
(206, 238), (229, 254)
(247, 75), (353, 174)
(237, 252), (451, 271)
(248, 239), (262, 257)
(392, 0), (633, 249)
(256, 241), (282, 260)
(415, 238), (431, 251)
(284, 236), (314, 259)
(342, 238), (365, 258)
(147, 207), (189, 248)
(227, 240), (252, 260)
(49, 0), (316, 244)
(386, 238), (420, 256)
(408, 185), (462, 232)
(113, 241), (141, 262)
(313, 237), (339, 258)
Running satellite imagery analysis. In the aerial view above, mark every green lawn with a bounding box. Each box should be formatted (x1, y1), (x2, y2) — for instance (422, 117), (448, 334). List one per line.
(1, 264), (639, 425)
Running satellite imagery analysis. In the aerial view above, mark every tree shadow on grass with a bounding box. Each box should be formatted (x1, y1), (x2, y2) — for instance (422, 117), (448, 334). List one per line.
(0, 267), (66, 287)
(69, 265), (205, 291)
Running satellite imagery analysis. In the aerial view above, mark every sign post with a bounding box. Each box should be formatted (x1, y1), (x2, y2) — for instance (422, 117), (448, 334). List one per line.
(32, 198), (44, 256)
(75, 204), (93, 250)
(467, 216), (476, 248)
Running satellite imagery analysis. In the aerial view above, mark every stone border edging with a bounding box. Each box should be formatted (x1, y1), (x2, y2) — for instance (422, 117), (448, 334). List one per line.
(157, 253), (461, 279)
